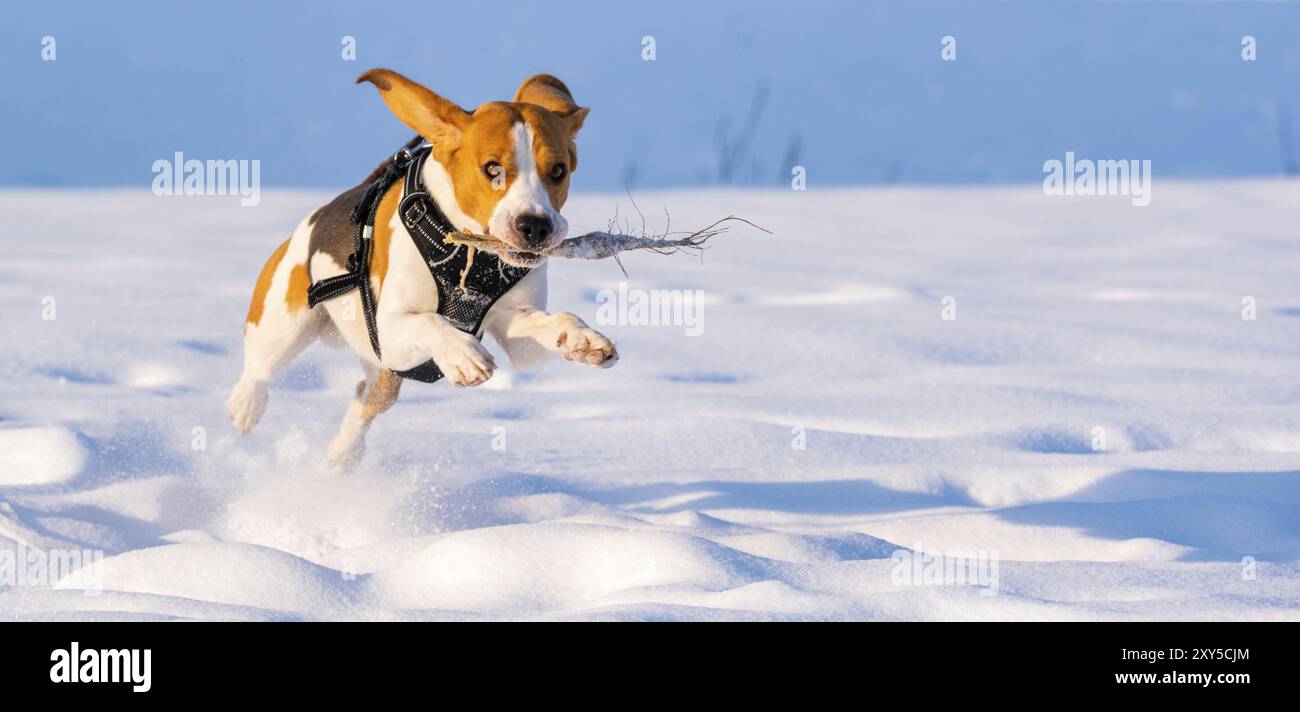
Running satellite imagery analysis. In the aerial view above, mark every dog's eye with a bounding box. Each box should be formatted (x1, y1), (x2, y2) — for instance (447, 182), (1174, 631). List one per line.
(549, 163), (567, 182)
(483, 161), (503, 180)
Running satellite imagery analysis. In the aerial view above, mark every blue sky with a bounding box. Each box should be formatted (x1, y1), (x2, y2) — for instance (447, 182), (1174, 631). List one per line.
(3, 0), (1299, 189)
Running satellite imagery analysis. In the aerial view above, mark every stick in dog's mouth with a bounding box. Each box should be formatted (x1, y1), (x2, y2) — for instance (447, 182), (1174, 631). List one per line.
(502, 249), (545, 267)
(445, 215), (770, 264)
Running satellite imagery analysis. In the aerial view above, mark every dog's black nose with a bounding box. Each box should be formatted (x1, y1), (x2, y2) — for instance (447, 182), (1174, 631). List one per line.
(514, 214), (553, 246)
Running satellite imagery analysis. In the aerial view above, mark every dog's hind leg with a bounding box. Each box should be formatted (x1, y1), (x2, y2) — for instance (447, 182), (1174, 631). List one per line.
(327, 365), (402, 472)
(228, 224), (323, 435)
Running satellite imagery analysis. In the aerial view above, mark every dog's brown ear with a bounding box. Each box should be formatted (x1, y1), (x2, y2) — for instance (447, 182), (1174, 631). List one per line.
(515, 74), (589, 136)
(357, 69), (470, 148)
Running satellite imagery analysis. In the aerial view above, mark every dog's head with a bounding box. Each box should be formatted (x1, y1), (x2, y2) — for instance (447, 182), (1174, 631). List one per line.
(357, 69), (589, 268)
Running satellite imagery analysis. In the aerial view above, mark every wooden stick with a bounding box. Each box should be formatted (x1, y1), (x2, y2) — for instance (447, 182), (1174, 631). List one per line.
(443, 215), (769, 261)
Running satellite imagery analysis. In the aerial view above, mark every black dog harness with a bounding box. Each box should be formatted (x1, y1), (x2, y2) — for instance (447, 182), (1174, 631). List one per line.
(306, 137), (532, 383)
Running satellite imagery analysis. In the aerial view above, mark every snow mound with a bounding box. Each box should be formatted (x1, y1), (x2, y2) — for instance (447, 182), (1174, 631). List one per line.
(57, 543), (363, 616)
(369, 523), (772, 614)
(218, 466), (412, 565)
(0, 426), (90, 486)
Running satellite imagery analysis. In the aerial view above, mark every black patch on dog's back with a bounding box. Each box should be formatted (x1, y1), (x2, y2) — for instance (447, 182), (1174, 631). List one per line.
(307, 157), (402, 281)
(306, 183), (367, 282)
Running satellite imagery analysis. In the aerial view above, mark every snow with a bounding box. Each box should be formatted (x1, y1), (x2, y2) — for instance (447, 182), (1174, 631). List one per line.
(2, 181), (1300, 620)
(0, 427), (89, 486)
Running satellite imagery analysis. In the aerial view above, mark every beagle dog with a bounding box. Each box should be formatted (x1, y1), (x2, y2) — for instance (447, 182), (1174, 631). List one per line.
(228, 69), (617, 471)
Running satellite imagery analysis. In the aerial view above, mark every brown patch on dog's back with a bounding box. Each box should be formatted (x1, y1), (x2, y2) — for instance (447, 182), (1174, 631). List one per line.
(368, 183), (401, 291)
(246, 238), (290, 327)
(286, 262), (310, 312)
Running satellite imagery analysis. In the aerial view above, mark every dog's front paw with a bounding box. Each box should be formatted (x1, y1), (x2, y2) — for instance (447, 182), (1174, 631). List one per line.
(557, 327), (618, 368)
(431, 330), (497, 387)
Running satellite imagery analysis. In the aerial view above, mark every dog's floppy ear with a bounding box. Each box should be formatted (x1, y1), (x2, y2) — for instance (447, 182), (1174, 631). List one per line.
(515, 74), (590, 137)
(357, 69), (470, 148)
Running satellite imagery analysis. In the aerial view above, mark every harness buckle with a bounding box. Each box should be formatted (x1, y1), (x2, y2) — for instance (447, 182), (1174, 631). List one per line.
(401, 194), (428, 229)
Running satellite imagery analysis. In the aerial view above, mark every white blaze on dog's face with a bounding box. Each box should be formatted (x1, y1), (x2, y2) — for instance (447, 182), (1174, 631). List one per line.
(357, 69), (589, 267)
